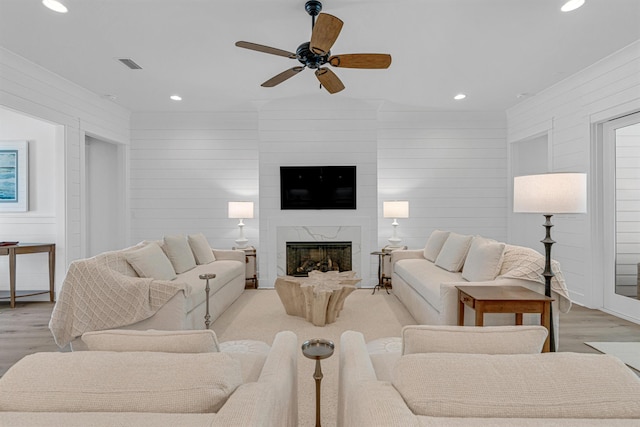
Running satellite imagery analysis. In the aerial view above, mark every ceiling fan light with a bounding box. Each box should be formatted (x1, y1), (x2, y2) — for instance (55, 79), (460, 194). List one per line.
(170, 95), (182, 101)
(561, 0), (585, 12)
(454, 93), (466, 100)
(42, 0), (68, 13)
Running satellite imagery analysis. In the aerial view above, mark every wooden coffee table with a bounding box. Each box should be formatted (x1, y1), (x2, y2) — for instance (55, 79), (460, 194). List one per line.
(456, 285), (554, 352)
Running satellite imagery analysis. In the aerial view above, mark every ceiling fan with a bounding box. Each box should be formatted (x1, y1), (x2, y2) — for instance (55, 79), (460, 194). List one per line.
(235, 0), (392, 94)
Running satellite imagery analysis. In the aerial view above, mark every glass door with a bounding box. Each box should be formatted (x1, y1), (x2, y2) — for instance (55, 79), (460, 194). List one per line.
(603, 112), (640, 322)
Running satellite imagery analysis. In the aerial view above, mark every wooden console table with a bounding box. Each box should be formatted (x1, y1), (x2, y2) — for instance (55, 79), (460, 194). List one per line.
(0, 243), (55, 308)
(457, 285), (554, 352)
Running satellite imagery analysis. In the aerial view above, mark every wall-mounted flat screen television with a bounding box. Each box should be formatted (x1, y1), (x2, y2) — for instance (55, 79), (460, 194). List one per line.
(280, 166), (356, 210)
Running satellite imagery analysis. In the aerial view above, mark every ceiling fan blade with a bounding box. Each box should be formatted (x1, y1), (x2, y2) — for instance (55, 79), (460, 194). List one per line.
(329, 53), (392, 69)
(261, 67), (305, 87)
(315, 68), (345, 94)
(235, 41), (297, 59)
(310, 13), (343, 55)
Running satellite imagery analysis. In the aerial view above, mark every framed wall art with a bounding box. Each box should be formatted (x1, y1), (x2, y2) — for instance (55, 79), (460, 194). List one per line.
(0, 140), (28, 212)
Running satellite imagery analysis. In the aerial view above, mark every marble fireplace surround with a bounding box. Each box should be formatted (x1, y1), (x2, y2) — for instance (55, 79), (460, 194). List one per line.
(264, 217), (374, 288)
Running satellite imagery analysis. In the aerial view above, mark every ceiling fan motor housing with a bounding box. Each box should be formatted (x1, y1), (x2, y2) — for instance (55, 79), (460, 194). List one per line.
(296, 42), (329, 69)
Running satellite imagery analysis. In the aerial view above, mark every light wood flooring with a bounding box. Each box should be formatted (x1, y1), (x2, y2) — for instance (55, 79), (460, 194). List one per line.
(1, 299), (640, 377)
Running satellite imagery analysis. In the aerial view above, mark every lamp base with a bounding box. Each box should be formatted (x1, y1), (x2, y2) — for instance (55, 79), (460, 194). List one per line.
(235, 238), (249, 249)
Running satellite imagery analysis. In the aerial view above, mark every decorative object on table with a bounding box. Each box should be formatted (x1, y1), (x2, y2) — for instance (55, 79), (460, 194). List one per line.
(383, 200), (409, 248)
(513, 172), (587, 351)
(275, 270), (360, 326)
(301, 338), (335, 427)
(228, 201), (254, 249)
(0, 140), (28, 212)
(235, 0), (392, 95)
(198, 273), (216, 329)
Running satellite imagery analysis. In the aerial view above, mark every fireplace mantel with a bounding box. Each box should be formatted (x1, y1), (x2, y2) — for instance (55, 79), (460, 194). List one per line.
(262, 217), (374, 288)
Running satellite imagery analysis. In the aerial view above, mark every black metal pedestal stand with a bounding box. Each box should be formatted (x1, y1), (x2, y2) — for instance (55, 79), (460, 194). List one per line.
(542, 214), (556, 352)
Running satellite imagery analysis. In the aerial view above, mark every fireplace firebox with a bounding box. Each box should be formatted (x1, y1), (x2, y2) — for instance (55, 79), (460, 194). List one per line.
(286, 241), (352, 276)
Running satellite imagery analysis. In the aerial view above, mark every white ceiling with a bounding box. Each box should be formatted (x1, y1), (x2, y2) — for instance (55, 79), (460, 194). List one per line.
(1, 0), (639, 112)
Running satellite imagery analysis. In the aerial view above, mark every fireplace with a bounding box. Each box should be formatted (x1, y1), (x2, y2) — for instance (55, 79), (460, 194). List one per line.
(286, 241), (352, 276)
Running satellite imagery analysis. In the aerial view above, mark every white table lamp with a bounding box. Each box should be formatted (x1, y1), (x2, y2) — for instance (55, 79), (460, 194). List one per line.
(513, 172), (586, 351)
(383, 201), (409, 247)
(228, 201), (254, 249)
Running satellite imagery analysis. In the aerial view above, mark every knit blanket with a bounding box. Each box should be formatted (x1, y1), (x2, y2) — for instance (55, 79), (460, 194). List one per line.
(49, 246), (189, 348)
(498, 245), (572, 313)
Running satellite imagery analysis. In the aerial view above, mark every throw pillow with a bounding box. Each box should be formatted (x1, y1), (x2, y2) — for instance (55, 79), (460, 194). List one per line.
(434, 232), (473, 272)
(163, 235), (197, 274)
(401, 325), (548, 355)
(461, 236), (505, 282)
(81, 329), (220, 353)
(125, 242), (176, 280)
(188, 233), (216, 265)
(423, 230), (450, 261)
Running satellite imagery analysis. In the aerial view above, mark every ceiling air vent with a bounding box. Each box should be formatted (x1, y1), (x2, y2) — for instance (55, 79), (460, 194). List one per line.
(117, 58), (143, 70)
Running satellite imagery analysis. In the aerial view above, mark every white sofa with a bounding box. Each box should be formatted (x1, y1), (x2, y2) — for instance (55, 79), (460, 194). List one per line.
(0, 329), (298, 427)
(391, 230), (572, 343)
(338, 326), (640, 426)
(49, 233), (246, 349)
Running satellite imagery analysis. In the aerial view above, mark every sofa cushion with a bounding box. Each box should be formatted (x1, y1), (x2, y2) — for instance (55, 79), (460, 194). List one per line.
(423, 230), (450, 262)
(393, 352), (640, 419)
(434, 232), (473, 272)
(394, 259), (463, 313)
(188, 233), (216, 265)
(125, 242), (177, 280)
(179, 260), (245, 312)
(0, 351), (243, 413)
(81, 329), (220, 353)
(163, 235), (197, 274)
(401, 325), (548, 355)
(461, 236), (505, 282)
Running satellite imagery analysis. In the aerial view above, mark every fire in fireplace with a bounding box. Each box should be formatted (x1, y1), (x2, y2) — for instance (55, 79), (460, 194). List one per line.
(286, 241), (352, 276)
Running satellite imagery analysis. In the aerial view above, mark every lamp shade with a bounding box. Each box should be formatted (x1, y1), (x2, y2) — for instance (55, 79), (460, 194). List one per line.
(228, 201), (254, 219)
(513, 173), (587, 214)
(383, 201), (409, 218)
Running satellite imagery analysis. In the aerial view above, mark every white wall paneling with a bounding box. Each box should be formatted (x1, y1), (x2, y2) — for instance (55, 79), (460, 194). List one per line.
(129, 111), (259, 248)
(378, 108), (509, 250)
(507, 40), (640, 310)
(0, 48), (131, 296)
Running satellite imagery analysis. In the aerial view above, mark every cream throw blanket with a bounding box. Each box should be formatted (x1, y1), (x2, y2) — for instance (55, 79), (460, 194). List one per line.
(49, 245), (189, 348)
(498, 245), (572, 313)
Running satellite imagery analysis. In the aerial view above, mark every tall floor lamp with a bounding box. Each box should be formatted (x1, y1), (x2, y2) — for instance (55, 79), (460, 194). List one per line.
(513, 173), (587, 352)
(383, 201), (409, 248)
(228, 201), (254, 249)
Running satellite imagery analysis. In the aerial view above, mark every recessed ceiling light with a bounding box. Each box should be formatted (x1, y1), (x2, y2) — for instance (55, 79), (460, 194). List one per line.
(454, 93), (466, 100)
(170, 95), (182, 101)
(561, 0), (585, 12)
(42, 0), (68, 13)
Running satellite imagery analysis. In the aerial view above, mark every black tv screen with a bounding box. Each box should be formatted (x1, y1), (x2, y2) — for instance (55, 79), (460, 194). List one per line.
(280, 166), (356, 210)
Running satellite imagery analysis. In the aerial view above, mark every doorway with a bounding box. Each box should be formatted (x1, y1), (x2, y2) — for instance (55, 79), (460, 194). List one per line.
(84, 135), (124, 256)
(602, 112), (640, 322)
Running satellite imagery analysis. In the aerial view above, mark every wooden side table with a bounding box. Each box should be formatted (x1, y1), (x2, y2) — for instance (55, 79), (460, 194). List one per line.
(234, 246), (258, 288)
(0, 243), (56, 308)
(456, 285), (554, 352)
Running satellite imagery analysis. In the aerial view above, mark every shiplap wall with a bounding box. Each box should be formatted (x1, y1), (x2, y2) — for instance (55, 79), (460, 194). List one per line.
(258, 96), (379, 287)
(506, 40), (640, 307)
(615, 123), (640, 296)
(378, 109), (508, 250)
(129, 111), (259, 247)
(0, 47), (130, 295)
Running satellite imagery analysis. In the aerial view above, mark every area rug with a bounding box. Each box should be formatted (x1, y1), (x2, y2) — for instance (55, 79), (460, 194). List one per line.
(584, 341), (640, 372)
(211, 288), (416, 427)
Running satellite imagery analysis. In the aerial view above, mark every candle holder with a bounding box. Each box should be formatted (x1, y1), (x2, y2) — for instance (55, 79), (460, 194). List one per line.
(301, 338), (335, 427)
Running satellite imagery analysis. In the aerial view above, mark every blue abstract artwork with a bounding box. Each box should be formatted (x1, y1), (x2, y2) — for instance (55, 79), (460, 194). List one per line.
(0, 150), (18, 202)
